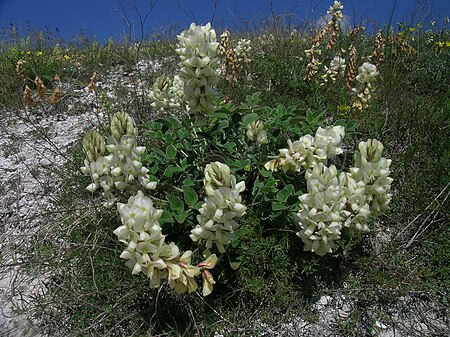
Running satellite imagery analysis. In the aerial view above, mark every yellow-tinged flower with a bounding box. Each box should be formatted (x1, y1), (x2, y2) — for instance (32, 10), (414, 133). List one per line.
(36, 51), (43, 56)
(201, 270), (216, 296)
(63, 54), (71, 60)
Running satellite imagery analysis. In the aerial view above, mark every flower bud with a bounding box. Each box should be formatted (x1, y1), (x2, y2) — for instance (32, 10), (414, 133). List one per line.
(204, 162), (232, 195)
(111, 112), (136, 141)
(83, 130), (106, 162)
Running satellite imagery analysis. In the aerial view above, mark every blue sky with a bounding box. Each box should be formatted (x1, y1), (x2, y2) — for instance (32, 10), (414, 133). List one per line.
(0, 0), (449, 42)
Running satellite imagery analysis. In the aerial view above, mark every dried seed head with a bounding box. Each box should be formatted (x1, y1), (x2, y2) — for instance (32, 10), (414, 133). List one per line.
(16, 60), (26, 83)
(349, 26), (360, 38)
(371, 31), (385, 66)
(35, 76), (46, 101)
(23, 85), (35, 107)
(218, 29), (231, 55)
(48, 87), (61, 105)
(87, 72), (98, 93)
(346, 44), (357, 89)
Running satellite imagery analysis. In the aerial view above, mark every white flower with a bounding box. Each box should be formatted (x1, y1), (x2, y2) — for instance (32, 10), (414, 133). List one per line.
(314, 125), (345, 160)
(176, 23), (219, 114)
(295, 164), (347, 256)
(321, 56), (346, 85)
(191, 163), (246, 252)
(81, 112), (156, 207)
(265, 125), (345, 172)
(149, 75), (185, 112)
(235, 38), (252, 65)
(351, 139), (393, 215)
(352, 62), (379, 111)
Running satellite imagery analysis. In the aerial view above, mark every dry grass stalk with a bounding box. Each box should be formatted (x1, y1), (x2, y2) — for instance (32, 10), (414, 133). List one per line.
(23, 85), (35, 107)
(87, 72), (98, 93)
(346, 44), (357, 89)
(348, 26), (360, 38)
(371, 31), (385, 66)
(35, 76), (46, 101)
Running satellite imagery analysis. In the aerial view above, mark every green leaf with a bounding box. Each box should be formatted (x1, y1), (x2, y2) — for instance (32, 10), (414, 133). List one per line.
(229, 255), (242, 270)
(210, 112), (229, 119)
(272, 203), (288, 211)
(167, 195), (184, 213)
(346, 120), (359, 132)
(194, 201), (204, 209)
(259, 169), (272, 178)
(183, 177), (195, 186)
(163, 165), (183, 178)
(276, 184), (294, 202)
(159, 210), (174, 224)
(166, 145), (177, 160)
(229, 159), (251, 170)
(174, 211), (188, 224)
(148, 163), (158, 174)
(183, 185), (198, 206)
(242, 113), (260, 126)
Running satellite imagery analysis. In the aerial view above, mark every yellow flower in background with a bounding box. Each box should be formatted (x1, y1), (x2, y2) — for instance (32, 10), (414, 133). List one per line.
(36, 51), (43, 56)
(63, 54), (71, 60)
(408, 27), (415, 33)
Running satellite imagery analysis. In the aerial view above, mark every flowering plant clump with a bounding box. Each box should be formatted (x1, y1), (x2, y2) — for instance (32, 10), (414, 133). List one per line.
(81, 112), (156, 206)
(73, 15), (395, 303)
(176, 22), (220, 114)
(264, 125), (345, 172)
(294, 138), (393, 255)
(190, 162), (247, 253)
(113, 190), (218, 296)
(351, 62), (379, 111)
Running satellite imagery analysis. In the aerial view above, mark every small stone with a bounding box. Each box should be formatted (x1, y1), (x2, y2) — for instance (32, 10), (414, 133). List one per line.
(40, 158), (52, 167)
(374, 320), (387, 330)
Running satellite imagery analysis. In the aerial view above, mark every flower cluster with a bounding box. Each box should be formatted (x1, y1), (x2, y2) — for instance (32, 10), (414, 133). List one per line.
(148, 74), (185, 113)
(235, 38), (252, 65)
(327, 1), (344, 24)
(264, 125), (345, 172)
(81, 112), (156, 206)
(295, 164), (347, 256)
(320, 56), (346, 85)
(325, 1), (344, 49)
(350, 139), (393, 215)
(176, 23), (220, 114)
(190, 162), (246, 253)
(295, 138), (392, 255)
(246, 120), (268, 146)
(114, 191), (218, 296)
(304, 42), (322, 81)
(351, 62), (379, 111)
